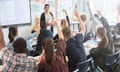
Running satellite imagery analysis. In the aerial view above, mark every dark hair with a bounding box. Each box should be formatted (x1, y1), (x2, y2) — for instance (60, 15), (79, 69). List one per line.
(62, 27), (71, 39)
(40, 21), (47, 29)
(97, 27), (108, 48)
(44, 4), (50, 9)
(42, 38), (54, 65)
(13, 37), (27, 53)
(8, 26), (17, 43)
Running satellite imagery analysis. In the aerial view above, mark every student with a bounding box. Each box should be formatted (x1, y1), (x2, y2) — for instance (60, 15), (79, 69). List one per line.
(87, 2), (114, 52)
(96, 11), (114, 52)
(40, 4), (54, 33)
(37, 38), (68, 72)
(53, 9), (70, 42)
(34, 21), (53, 56)
(80, 14), (93, 42)
(7, 26), (18, 49)
(113, 23), (120, 51)
(7, 26), (39, 56)
(62, 9), (87, 72)
(36, 20), (68, 72)
(0, 37), (37, 71)
(90, 27), (112, 70)
(87, 2), (103, 35)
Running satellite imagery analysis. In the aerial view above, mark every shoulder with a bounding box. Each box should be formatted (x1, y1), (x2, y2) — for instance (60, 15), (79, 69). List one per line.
(75, 34), (84, 39)
(41, 12), (45, 15)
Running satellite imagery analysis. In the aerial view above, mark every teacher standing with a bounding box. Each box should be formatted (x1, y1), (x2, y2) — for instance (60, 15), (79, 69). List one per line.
(40, 4), (54, 33)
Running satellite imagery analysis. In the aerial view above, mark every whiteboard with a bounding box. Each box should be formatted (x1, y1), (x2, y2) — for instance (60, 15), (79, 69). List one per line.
(0, 0), (31, 26)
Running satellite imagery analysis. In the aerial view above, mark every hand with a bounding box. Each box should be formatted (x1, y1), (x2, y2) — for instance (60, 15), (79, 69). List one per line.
(74, 9), (80, 19)
(97, 11), (102, 16)
(118, 5), (120, 15)
(62, 9), (68, 15)
(51, 19), (55, 25)
(53, 20), (59, 28)
(87, 1), (90, 7)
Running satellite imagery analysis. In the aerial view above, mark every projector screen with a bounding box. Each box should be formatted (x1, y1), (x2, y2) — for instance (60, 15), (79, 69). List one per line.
(0, 0), (31, 26)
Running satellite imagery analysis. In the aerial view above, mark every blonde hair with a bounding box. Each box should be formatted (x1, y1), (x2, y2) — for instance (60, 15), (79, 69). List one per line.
(61, 19), (68, 29)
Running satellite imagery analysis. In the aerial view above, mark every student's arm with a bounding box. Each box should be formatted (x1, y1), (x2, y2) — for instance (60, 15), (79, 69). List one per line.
(24, 32), (38, 40)
(63, 9), (70, 26)
(54, 21), (64, 40)
(74, 9), (85, 36)
(97, 11), (114, 52)
(117, 6), (120, 22)
(87, 2), (94, 21)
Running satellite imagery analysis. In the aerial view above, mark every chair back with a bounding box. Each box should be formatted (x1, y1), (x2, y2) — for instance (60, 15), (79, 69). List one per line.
(77, 58), (93, 72)
(106, 51), (120, 66)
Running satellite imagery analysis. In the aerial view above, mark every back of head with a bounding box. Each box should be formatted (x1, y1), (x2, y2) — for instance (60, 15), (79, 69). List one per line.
(97, 27), (107, 37)
(38, 38), (54, 72)
(80, 15), (87, 22)
(62, 27), (71, 40)
(8, 26), (17, 43)
(42, 38), (54, 65)
(13, 37), (27, 53)
(97, 27), (108, 48)
(61, 19), (68, 29)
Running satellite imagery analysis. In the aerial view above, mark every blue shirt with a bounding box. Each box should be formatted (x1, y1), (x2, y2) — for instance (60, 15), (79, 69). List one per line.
(7, 33), (38, 51)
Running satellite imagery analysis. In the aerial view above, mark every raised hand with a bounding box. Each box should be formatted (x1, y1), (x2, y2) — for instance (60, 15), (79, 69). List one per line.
(74, 9), (80, 19)
(62, 9), (68, 16)
(53, 20), (59, 28)
(118, 5), (120, 15)
(87, 1), (90, 8)
(97, 11), (102, 16)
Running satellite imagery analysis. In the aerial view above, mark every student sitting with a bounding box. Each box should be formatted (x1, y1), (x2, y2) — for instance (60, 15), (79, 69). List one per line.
(37, 38), (68, 72)
(90, 27), (112, 70)
(53, 9), (70, 42)
(113, 23), (120, 51)
(0, 37), (37, 71)
(62, 9), (87, 72)
(7, 26), (39, 56)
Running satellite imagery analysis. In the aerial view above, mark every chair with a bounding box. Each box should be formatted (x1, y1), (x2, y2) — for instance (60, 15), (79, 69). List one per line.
(74, 58), (101, 72)
(105, 51), (120, 72)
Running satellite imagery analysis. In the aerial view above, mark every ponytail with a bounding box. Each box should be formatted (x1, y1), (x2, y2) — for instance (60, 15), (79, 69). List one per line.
(42, 38), (54, 65)
(97, 27), (108, 48)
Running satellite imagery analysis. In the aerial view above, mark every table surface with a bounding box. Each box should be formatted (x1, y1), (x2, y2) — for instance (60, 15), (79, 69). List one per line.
(84, 40), (98, 55)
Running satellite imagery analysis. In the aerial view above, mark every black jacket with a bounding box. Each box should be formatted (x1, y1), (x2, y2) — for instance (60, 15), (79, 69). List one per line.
(90, 48), (112, 69)
(40, 12), (54, 32)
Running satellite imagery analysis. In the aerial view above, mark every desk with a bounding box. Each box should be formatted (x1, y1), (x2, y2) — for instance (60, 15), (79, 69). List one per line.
(84, 40), (98, 55)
